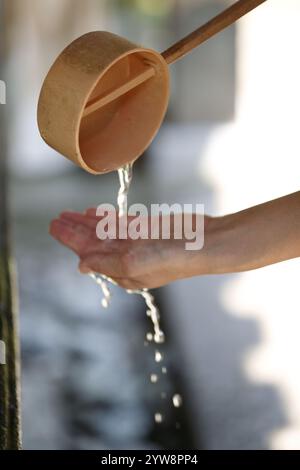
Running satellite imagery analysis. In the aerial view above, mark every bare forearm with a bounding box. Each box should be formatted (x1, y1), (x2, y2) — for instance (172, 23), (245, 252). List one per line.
(204, 192), (300, 275)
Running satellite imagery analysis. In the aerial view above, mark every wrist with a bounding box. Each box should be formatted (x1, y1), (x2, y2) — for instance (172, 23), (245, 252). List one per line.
(202, 210), (264, 275)
(195, 214), (243, 275)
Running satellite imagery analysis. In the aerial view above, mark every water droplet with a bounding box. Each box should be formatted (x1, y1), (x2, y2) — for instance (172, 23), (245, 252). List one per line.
(154, 331), (165, 344)
(161, 392), (167, 399)
(150, 374), (158, 383)
(172, 394), (182, 408)
(176, 422), (181, 430)
(90, 273), (112, 308)
(144, 341), (149, 347)
(162, 366), (167, 374)
(155, 350), (163, 363)
(146, 332), (153, 342)
(154, 413), (163, 423)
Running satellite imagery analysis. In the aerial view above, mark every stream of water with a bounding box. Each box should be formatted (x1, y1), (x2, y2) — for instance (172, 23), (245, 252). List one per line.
(90, 163), (182, 425)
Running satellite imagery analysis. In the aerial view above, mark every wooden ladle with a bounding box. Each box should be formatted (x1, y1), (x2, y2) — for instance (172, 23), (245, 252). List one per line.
(38, 0), (267, 174)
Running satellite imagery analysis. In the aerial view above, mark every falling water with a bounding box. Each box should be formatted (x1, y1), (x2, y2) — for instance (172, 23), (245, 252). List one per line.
(117, 163), (133, 218)
(116, 164), (165, 345)
(90, 162), (182, 424)
(89, 272), (113, 308)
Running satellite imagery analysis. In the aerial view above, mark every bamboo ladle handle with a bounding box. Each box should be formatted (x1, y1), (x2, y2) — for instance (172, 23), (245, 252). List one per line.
(83, 0), (267, 117)
(162, 0), (267, 64)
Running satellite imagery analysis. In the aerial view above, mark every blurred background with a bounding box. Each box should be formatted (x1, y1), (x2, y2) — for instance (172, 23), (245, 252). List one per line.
(1, 0), (300, 449)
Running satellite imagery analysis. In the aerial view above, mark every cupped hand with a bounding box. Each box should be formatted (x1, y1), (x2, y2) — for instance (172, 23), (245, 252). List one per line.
(49, 209), (211, 289)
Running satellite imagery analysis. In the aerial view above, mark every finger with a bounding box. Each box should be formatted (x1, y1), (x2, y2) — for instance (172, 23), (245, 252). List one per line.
(51, 218), (124, 258)
(85, 207), (97, 217)
(85, 207), (119, 220)
(60, 211), (99, 229)
(63, 210), (136, 241)
(50, 218), (95, 255)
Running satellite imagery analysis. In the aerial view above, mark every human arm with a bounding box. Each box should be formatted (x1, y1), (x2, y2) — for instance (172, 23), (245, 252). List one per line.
(49, 192), (300, 289)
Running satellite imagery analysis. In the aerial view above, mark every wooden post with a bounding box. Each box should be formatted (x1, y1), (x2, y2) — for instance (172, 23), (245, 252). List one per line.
(0, 2), (22, 450)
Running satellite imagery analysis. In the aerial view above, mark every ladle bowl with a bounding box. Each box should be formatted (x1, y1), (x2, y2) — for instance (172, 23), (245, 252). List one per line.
(38, 32), (169, 174)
